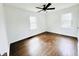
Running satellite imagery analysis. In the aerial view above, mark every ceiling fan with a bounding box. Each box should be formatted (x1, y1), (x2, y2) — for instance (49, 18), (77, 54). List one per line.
(36, 3), (55, 12)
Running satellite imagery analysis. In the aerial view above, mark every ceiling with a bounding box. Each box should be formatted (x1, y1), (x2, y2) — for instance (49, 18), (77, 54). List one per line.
(5, 3), (78, 12)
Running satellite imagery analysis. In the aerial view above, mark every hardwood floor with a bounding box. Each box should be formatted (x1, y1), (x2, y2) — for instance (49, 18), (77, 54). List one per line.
(10, 32), (78, 56)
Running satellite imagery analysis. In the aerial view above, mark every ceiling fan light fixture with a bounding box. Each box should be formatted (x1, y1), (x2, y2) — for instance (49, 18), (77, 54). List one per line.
(36, 3), (55, 12)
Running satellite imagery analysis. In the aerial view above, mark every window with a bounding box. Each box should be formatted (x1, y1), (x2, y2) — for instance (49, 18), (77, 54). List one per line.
(61, 13), (72, 28)
(30, 16), (37, 30)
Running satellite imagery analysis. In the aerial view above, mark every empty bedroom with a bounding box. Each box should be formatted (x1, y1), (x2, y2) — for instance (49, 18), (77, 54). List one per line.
(0, 3), (79, 56)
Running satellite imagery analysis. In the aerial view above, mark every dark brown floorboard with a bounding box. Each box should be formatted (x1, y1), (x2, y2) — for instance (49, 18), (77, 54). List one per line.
(10, 32), (78, 56)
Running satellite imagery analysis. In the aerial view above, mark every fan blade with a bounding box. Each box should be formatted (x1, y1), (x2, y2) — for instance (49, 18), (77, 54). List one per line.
(45, 3), (51, 9)
(36, 7), (43, 9)
(47, 8), (55, 10)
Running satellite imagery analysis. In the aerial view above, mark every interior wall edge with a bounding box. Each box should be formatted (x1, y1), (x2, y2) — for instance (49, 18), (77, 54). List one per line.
(10, 31), (46, 44)
(10, 31), (78, 45)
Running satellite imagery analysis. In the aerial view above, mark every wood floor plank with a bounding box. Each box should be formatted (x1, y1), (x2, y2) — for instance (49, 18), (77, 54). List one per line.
(10, 32), (78, 56)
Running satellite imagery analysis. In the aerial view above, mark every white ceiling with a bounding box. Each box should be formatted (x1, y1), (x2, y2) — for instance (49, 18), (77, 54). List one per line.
(5, 3), (78, 12)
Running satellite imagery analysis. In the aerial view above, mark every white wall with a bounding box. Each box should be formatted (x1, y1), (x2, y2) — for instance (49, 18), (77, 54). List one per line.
(3, 4), (79, 42)
(0, 4), (8, 55)
(4, 4), (46, 43)
(47, 4), (79, 37)
(76, 4), (79, 56)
